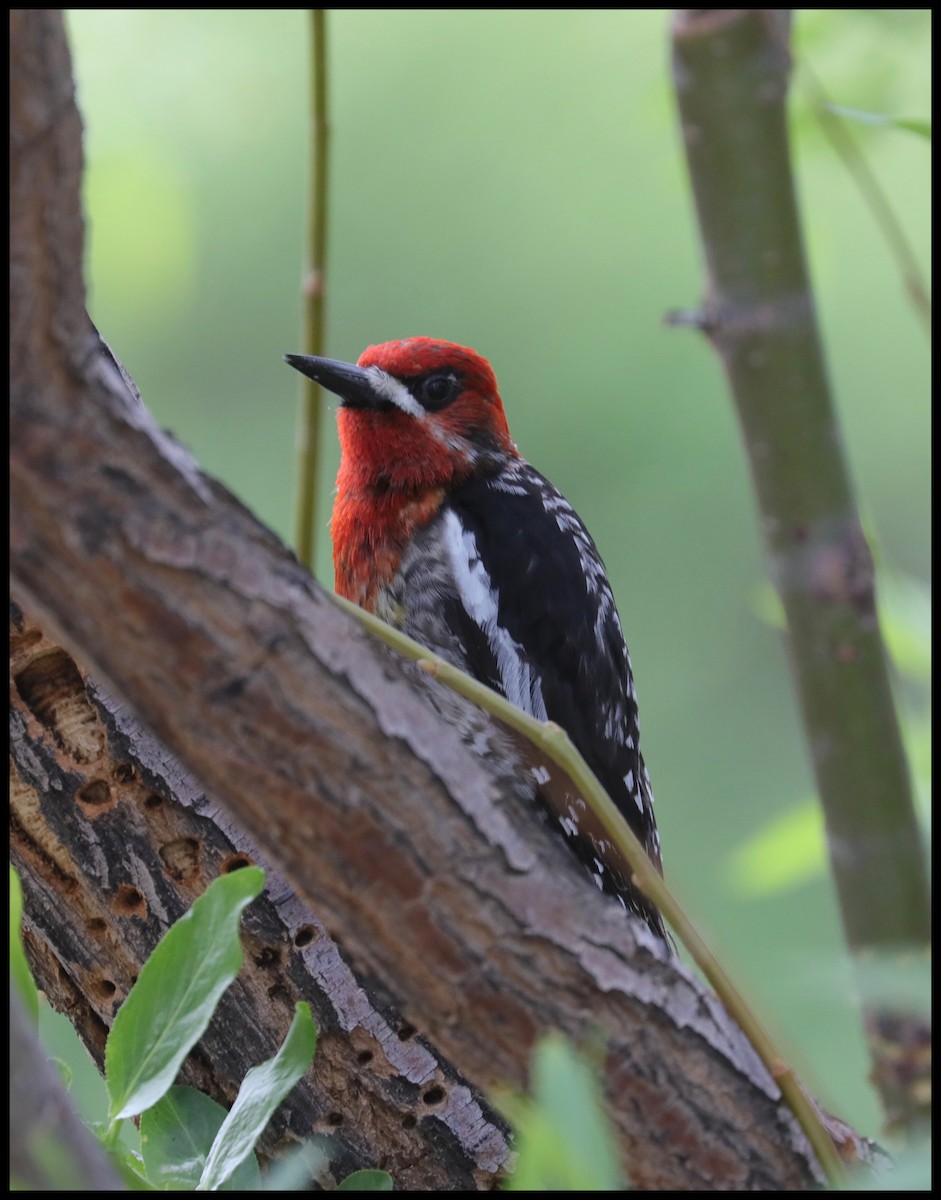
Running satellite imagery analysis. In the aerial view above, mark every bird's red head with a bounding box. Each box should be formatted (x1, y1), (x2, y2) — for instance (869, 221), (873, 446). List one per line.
(284, 338), (519, 605)
(287, 338), (517, 495)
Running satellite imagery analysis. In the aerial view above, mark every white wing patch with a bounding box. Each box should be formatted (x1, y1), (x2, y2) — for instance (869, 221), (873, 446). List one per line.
(441, 509), (549, 721)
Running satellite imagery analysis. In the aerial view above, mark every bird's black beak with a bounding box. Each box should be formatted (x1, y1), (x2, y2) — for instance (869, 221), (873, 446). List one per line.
(284, 353), (379, 409)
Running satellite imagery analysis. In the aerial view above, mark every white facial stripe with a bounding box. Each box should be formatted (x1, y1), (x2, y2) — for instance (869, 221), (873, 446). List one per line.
(364, 366), (425, 418)
(441, 510), (549, 721)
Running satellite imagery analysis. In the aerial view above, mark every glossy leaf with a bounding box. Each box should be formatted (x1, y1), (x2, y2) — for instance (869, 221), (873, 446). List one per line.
(140, 1084), (260, 1190)
(197, 1002), (317, 1191)
(105, 866), (265, 1121)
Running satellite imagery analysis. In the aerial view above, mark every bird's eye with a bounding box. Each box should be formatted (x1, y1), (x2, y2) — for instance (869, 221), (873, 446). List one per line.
(418, 373), (458, 410)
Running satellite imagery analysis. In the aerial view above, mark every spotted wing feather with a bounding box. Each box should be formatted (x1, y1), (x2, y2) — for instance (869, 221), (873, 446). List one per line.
(392, 458), (665, 937)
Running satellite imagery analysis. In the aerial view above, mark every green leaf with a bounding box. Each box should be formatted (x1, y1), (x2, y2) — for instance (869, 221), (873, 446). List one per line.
(140, 1085), (260, 1190)
(500, 1034), (622, 1190)
(105, 866), (265, 1121)
(10, 866), (39, 1023)
(197, 1002), (318, 1191)
(50, 1057), (74, 1092)
(337, 1169), (394, 1190)
(727, 799), (826, 896)
(892, 117), (931, 140)
(105, 1143), (157, 1190)
(822, 103), (931, 140)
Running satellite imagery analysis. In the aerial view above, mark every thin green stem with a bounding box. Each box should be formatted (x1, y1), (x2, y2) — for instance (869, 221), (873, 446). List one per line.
(802, 62), (930, 336)
(101, 1118), (122, 1151)
(331, 592), (846, 1186)
(293, 9), (329, 570)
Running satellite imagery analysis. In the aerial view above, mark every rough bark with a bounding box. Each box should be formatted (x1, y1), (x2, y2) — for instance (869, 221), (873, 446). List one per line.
(10, 8), (884, 1189)
(12, 601), (873, 1190)
(10, 602), (511, 1188)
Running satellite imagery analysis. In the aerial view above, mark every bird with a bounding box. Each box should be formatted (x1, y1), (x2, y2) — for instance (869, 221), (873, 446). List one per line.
(285, 338), (667, 940)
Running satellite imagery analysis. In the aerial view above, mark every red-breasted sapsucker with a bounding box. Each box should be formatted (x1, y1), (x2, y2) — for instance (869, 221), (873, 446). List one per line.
(285, 338), (666, 940)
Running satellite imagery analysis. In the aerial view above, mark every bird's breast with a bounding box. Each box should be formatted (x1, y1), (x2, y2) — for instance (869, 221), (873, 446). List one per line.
(331, 485), (447, 613)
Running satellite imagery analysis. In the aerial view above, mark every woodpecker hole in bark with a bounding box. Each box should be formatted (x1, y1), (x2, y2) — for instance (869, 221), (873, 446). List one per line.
(159, 836), (201, 882)
(111, 883), (147, 918)
(77, 778), (111, 809)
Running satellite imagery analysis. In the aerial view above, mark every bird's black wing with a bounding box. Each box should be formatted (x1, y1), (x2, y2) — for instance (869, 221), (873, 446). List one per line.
(427, 459), (665, 937)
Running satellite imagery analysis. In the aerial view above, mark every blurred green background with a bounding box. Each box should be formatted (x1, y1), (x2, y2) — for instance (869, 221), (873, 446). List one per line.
(63, 9), (929, 1141)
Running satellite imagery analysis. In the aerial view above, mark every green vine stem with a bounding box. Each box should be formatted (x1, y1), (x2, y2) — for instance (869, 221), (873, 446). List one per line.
(802, 62), (930, 336)
(293, 9), (329, 570)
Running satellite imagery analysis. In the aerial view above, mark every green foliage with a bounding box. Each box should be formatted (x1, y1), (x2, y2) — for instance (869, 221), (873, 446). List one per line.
(105, 866), (266, 1121)
(101, 867), (326, 1188)
(197, 1002), (316, 1190)
(19, 864), (392, 1189)
(822, 103), (931, 140)
(10, 865), (39, 1023)
(140, 1086), (262, 1190)
(499, 1034), (622, 1190)
(336, 1169), (395, 1191)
